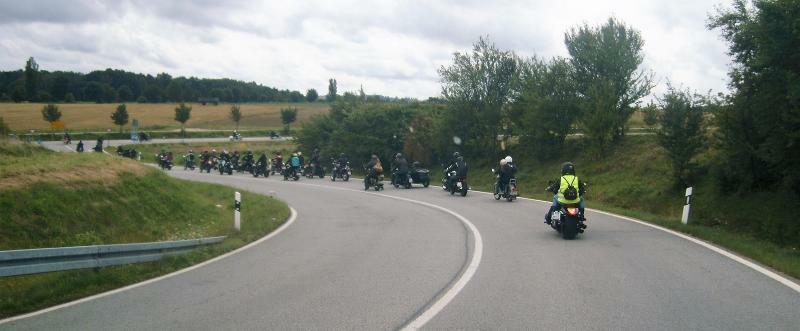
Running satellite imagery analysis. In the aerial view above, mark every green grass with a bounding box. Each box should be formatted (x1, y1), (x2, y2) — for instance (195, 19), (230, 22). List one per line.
(0, 141), (291, 317)
(465, 135), (800, 280)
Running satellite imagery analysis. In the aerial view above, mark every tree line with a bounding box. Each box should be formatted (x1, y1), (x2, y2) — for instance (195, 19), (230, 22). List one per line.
(0, 65), (323, 104)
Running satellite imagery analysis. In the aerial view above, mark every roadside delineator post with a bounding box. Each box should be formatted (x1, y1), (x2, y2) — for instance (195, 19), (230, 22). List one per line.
(234, 192), (241, 231)
(681, 187), (692, 225)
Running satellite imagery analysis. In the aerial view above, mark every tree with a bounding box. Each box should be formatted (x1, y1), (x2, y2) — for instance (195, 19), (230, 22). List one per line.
(136, 95), (148, 103)
(144, 85), (163, 103)
(51, 75), (69, 101)
(174, 103), (192, 137)
(41, 104), (61, 125)
(229, 104), (242, 130)
(359, 84), (366, 101)
(117, 85), (134, 102)
(64, 93), (76, 103)
(656, 86), (706, 187)
(565, 17), (653, 153)
(84, 82), (104, 103)
(512, 57), (580, 159)
(280, 107), (298, 133)
(24, 57), (39, 101)
(708, 0), (800, 192)
(306, 88), (318, 102)
(326, 78), (337, 102)
(111, 104), (129, 133)
(438, 36), (520, 157)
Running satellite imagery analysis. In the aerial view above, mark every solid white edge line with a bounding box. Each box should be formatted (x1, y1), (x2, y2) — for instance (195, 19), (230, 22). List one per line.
(471, 189), (800, 293)
(219, 175), (483, 330)
(0, 207), (298, 325)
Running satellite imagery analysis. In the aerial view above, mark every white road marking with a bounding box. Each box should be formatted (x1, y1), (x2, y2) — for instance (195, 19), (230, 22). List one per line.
(0, 207), (298, 325)
(472, 189), (800, 292)
(218, 175), (483, 330)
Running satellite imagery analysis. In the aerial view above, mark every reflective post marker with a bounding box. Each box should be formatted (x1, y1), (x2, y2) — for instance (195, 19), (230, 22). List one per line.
(681, 187), (692, 225)
(234, 192), (241, 231)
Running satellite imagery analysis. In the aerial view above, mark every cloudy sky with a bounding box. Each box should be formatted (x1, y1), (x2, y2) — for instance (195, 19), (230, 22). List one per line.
(0, 0), (732, 99)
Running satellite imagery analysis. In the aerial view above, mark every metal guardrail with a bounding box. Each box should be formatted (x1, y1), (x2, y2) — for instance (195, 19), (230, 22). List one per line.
(0, 236), (226, 277)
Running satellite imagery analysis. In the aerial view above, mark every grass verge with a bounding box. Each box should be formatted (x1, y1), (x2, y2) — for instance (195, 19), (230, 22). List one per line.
(0, 140), (291, 318)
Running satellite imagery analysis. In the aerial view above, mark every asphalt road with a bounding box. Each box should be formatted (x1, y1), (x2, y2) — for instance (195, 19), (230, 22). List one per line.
(3, 169), (799, 330)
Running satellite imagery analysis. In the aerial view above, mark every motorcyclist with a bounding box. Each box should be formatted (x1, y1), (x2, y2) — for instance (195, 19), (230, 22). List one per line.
(545, 162), (587, 225)
(297, 151), (305, 167)
(338, 153), (348, 167)
(185, 150), (195, 167)
(311, 148), (321, 174)
(93, 138), (103, 152)
(444, 152), (468, 191)
(392, 153), (409, 186)
(289, 153), (301, 176)
(497, 155), (517, 195)
(273, 152), (284, 173)
(76, 140), (84, 152)
(231, 151), (240, 170)
(364, 154), (383, 189)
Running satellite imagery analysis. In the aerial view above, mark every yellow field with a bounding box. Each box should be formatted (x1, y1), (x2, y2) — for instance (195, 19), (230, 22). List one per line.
(0, 102), (330, 131)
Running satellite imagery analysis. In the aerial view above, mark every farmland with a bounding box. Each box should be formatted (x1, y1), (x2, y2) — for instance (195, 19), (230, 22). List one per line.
(0, 102), (329, 131)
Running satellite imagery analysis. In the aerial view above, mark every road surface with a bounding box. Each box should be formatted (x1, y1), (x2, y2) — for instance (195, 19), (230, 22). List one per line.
(3, 169), (798, 330)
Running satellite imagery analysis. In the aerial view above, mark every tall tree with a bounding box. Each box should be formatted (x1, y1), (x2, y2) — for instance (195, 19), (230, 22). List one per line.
(708, 0), (800, 191)
(111, 104), (129, 133)
(306, 88), (318, 102)
(326, 78), (337, 102)
(512, 57), (579, 159)
(41, 104), (61, 125)
(117, 85), (134, 102)
(229, 104), (242, 130)
(24, 57), (39, 101)
(656, 86), (706, 187)
(438, 36), (520, 157)
(280, 107), (298, 133)
(174, 103), (192, 137)
(565, 18), (653, 153)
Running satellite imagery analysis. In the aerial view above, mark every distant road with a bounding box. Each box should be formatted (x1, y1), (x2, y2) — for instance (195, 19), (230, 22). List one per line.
(4, 166), (799, 330)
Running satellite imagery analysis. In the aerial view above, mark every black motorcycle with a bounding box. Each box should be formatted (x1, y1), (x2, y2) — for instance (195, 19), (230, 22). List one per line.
(218, 159), (233, 175)
(442, 170), (468, 196)
(492, 169), (518, 202)
(545, 181), (587, 239)
(303, 162), (324, 179)
(364, 169), (384, 191)
(271, 159), (283, 175)
(184, 155), (196, 170)
(157, 154), (172, 170)
(241, 158), (254, 174)
(283, 163), (300, 181)
(252, 160), (269, 178)
(200, 158), (214, 173)
(330, 159), (351, 182)
(409, 163), (430, 188)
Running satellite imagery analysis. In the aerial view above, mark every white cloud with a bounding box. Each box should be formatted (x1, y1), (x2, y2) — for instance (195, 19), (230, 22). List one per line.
(0, 0), (732, 99)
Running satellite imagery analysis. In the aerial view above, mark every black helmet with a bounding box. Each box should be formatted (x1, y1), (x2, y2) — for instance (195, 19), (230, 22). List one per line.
(453, 152), (461, 158)
(561, 162), (575, 175)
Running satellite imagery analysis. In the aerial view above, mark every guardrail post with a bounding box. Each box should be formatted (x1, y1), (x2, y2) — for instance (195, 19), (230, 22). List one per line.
(681, 187), (692, 225)
(234, 192), (241, 231)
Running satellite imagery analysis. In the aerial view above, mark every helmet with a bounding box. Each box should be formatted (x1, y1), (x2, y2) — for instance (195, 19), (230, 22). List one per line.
(212, 149), (217, 153)
(189, 150), (193, 153)
(371, 154), (378, 159)
(395, 153), (402, 159)
(453, 152), (461, 158)
(340, 153), (345, 157)
(298, 152), (302, 156)
(292, 153), (297, 157)
(500, 159), (508, 166)
(223, 150), (228, 154)
(504, 156), (512, 163)
(561, 162), (575, 175)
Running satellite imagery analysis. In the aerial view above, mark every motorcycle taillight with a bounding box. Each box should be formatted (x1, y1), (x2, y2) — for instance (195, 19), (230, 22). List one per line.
(566, 207), (578, 216)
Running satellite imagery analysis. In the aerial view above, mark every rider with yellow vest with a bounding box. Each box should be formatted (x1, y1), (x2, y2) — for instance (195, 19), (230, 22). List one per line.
(545, 162), (586, 226)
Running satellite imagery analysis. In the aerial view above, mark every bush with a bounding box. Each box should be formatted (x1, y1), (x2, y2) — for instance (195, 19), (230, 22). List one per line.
(64, 93), (75, 103)
(136, 95), (148, 103)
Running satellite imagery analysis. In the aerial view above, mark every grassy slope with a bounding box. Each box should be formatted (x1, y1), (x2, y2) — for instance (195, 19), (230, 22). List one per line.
(0, 102), (329, 131)
(0, 140), (290, 317)
(466, 135), (800, 279)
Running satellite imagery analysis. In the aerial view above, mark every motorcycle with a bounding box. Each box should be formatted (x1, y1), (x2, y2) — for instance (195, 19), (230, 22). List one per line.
(184, 155), (196, 171)
(241, 158), (254, 174)
(283, 163), (300, 181)
(200, 158), (214, 173)
(441, 170), (468, 196)
(407, 163), (430, 188)
(229, 132), (243, 141)
(364, 169), (385, 191)
(330, 159), (351, 182)
(392, 171), (411, 189)
(157, 154), (172, 170)
(271, 159), (284, 175)
(63, 135), (71, 145)
(218, 159), (233, 175)
(252, 160), (269, 178)
(545, 181), (587, 239)
(303, 163), (324, 179)
(492, 169), (518, 202)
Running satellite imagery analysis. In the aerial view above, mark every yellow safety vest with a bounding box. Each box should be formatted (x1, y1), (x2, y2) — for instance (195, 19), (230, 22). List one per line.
(557, 175), (581, 204)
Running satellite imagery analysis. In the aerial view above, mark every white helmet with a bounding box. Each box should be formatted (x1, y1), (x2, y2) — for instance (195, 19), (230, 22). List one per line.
(500, 159), (508, 166)
(504, 156), (512, 163)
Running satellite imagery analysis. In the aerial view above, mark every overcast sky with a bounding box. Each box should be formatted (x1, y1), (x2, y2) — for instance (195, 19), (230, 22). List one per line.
(0, 0), (732, 99)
